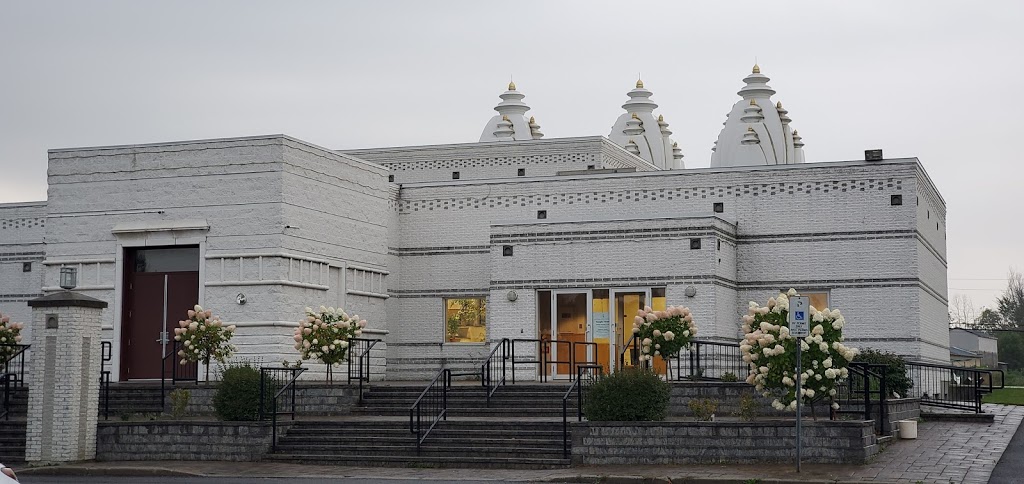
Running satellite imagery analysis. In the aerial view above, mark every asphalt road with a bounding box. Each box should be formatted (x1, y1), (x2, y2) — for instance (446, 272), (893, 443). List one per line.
(989, 413), (1024, 483)
(20, 478), (520, 484)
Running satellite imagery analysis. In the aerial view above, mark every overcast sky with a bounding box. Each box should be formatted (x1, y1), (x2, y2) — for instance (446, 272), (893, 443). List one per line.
(1, 1), (1020, 308)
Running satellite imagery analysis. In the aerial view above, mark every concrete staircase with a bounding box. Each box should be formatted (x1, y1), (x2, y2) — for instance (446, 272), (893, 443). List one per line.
(0, 419), (26, 463)
(267, 382), (576, 468)
(98, 382), (165, 417)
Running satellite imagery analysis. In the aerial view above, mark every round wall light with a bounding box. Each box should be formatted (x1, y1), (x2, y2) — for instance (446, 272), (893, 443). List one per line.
(685, 286), (697, 297)
(507, 290), (518, 302)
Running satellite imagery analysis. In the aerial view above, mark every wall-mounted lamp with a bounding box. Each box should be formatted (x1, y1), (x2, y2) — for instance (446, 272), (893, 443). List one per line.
(507, 290), (518, 302)
(685, 285), (697, 298)
(59, 267), (78, 290)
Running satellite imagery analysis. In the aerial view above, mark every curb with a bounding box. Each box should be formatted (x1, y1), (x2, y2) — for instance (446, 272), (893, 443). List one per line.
(542, 476), (902, 484)
(18, 465), (203, 478)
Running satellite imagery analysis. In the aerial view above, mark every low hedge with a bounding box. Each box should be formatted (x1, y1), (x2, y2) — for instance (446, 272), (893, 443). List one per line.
(583, 368), (670, 421)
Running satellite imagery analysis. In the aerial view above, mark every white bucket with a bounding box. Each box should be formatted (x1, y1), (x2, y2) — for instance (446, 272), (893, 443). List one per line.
(898, 419), (918, 439)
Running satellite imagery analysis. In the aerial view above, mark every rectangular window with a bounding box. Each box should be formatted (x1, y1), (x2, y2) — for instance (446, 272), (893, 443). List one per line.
(801, 291), (830, 312)
(23, 262), (32, 272)
(445, 297), (487, 343)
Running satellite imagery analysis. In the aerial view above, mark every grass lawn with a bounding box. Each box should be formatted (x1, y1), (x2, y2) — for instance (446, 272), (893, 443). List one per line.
(983, 388), (1024, 405)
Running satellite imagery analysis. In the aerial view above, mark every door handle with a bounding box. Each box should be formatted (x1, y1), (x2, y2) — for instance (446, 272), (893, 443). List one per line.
(156, 331), (169, 345)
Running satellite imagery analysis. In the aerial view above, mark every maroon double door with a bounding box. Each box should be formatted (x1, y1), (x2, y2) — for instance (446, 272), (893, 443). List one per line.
(121, 247), (200, 380)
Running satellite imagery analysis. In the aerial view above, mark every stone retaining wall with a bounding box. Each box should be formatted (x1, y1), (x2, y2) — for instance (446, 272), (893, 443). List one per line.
(572, 420), (877, 465)
(668, 382), (830, 418)
(171, 383), (360, 416)
(844, 398), (921, 435)
(96, 421), (277, 461)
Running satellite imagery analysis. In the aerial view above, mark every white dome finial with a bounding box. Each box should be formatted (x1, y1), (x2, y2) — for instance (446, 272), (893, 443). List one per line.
(480, 81), (537, 142)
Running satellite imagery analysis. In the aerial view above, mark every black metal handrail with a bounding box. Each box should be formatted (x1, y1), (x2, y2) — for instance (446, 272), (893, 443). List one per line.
(260, 367), (306, 450)
(99, 341), (112, 420)
(572, 341), (598, 376)
(834, 362), (889, 433)
(347, 337), (381, 404)
(670, 339), (746, 381)
(410, 368), (451, 452)
(0, 373), (13, 421)
(481, 338), (510, 404)
(0, 344), (29, 389)
(618, 334), (640, 368)
(511, 338), (579, 382)
(904, 360), (1002, 413)
(161, 339), (199, 411)
(562, 364), (603, 458)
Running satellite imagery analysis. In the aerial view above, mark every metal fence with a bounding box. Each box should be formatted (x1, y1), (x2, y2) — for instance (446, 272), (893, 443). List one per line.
(904, 361), (1003, 413)
(0, 344), (29, 389)
(259, 366), (306, 450)
(669, 340), (746, 381)
(347, 337), (381, 403)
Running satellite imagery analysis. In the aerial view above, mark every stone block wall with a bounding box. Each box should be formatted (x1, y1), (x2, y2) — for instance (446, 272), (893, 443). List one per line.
(95, 422), (274, 461)
(572, 420), (878, 465)
(173, 383), (361, 416)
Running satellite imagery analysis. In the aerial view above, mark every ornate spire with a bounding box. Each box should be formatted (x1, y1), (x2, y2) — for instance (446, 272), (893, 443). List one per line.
(741, 127), (760, 145)
(480, 81), (537, 142)
(672, 141), (684, 161)
(752, 63), (760, 74)
(636, 78), (644, 88)
(776, 101), (791, 125)
(625, 139), (641, 156)
(792, 129), (804, 149)
(492, 114), (515, 140)
(658, 114), (672, 136)
(623, 113), (644, 136)
(528, 116), (544, 139)
(741, 99), (764, 123)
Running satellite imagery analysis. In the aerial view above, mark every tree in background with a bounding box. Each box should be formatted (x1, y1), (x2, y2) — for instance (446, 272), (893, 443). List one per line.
(997, 332), (1024, 370)
(949, 294), (977, 329)
(976, 308), (1004, 331)
(997, 269), (1024, 328)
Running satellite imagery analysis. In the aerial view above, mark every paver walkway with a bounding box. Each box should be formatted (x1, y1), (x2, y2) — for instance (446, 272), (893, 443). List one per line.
(21, 404), (1024, 484)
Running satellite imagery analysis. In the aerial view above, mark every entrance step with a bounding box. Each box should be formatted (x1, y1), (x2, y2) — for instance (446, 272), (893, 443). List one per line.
(0, 419), (27, 463)
(267, 419), (570, 469)
(355, 383), (577, 418)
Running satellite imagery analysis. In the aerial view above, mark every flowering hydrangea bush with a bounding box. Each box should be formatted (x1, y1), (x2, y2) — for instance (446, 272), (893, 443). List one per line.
(740, 289), (859, 412)
(632, 305), (697, 362)
(174, 305), (237, 366)
(293, 306), (367, 367)
(0, 311), (25, 362)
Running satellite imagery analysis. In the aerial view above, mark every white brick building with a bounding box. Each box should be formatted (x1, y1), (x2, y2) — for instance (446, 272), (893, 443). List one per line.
(0, 67), (951, 381)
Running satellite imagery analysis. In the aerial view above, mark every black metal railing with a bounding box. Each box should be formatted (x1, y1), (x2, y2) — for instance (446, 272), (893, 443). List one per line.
(0, 372), (13, 421)
(511, 338), (579, 382)
(99, 341), (112, 420)
(161, 339), (199, 411)
(347, 337), (381, 404)
(481, 338), (510, 404)
(834, 362), (889, 433)
(0, 344), (29, 389)
(670, 339), (746, 381)
(618, 334), (641, 368)
(260, 367), (306, 450)
(572, 341), (598, 375)
(410, 368), (451, 452)
(904, 361), (1002, 413)
(562, 364), (603, 458)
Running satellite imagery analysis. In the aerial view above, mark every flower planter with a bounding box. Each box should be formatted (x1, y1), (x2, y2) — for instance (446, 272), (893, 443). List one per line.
(898, 419), (918, 439)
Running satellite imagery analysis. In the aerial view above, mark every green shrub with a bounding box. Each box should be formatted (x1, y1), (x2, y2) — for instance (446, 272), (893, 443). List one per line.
(688, 398), (719, 421)
(583, 368), (670, 421)
(169, 388), (191, 418)
(853, 349), (913, 398)
(720, 371), (738, 382)
(734, 393), (759, 421)
(214, 362), (263, 421)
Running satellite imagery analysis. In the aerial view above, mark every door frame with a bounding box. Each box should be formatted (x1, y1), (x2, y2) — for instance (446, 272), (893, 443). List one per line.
(547, 289), (592, 380)
(112, 235), (207, 381)
(608, 288), (652, 373)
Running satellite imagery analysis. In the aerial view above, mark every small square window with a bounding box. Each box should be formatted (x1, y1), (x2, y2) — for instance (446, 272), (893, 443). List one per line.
(890, 195), (902, 206)
(517, 168), (526, 177)
(23, 262), (32, 272)
(452, 171), (460, 180)
(713, 202), (724, 213)
(537, 210), (547, 220)
(388, 175), (395, 183)
(690, 238), (701, 250)
(587, 165), (595, 170)
(445, 297), (487, 343)
(502, 246), (513, 257)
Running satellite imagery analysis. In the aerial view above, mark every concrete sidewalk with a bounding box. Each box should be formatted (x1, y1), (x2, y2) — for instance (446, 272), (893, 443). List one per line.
(19, 404), (1024, 484)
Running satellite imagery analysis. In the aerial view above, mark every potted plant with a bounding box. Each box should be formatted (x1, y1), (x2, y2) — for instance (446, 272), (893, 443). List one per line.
(446, 316), (461, 342)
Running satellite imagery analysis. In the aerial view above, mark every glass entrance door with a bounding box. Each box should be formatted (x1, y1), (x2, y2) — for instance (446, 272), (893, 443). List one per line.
(549, 291), (589, 379)
(612, 290), (647, 371)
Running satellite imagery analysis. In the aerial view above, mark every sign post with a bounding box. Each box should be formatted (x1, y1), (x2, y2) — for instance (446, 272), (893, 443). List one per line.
(788, 295), (810, 473)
